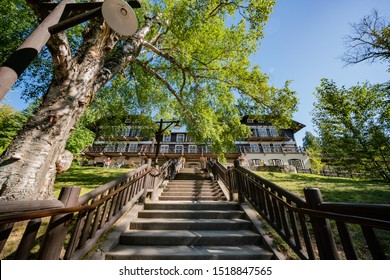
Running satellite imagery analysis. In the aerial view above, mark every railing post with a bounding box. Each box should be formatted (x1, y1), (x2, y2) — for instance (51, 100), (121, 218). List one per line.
(140, 159), (152, 203)
(227, 167), (234, 201)
(39, 186), (80, 260)
(304, 187), (340, 260)
(234, 160), (245, 203)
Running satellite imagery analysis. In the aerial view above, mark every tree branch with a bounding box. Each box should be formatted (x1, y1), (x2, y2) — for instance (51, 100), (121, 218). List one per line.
(132, 59), (197, 124)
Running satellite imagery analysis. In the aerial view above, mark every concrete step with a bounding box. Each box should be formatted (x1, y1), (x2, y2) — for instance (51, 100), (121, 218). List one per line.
(119, 230), (261, 246)
(106, 245), (274, 260)
(138, 209), (245, 219)
(174, 173), (210, 180)
(158, 196), (226, 201)
(104, 171), (275, 261)
(129, 218), (252, 230)
(160, 191), (223, 196)
(165, 183), (219, 188)
(169, 179), (217, 185)
(164, 189), (221, 194)
(144, 201), (241, 211)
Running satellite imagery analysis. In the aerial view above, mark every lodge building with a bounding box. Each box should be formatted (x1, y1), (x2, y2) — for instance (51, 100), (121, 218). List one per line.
(82, 116), (310, 170)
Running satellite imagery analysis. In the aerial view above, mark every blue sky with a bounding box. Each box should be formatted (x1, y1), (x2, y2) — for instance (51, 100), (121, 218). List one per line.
(254, 0), (390, 145)
(2, 0), (390, 146)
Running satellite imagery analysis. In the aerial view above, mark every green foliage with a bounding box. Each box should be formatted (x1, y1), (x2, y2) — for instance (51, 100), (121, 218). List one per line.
(302, 132), (324, 173)
(0, 0), (36, 65)
(312, 79), (390, 181)
(0, 105), (29, 154)
(302, 131), (320, 151)
(2, 0), (299, 157)
(66, 124), (95, 155)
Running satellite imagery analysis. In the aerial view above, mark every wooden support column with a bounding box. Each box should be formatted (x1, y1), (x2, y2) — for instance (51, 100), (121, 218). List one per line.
(39, 186), (80, 260)
(304, 187), (340, 260)
(140, 159), (152, 203)
(234, 159), (245, 203)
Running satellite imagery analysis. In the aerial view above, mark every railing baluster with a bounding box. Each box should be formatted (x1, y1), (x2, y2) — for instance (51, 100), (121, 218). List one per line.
(336, 221), (358, 260)
(361, 225), (387, 259)
(277, 194), (291, 239)
(15, 218), (41, 259)
(0, 223), (15, 254)
(78, 198), (99, 247)
(298, 213), (315, 259)
(286, 201), (302, 251)
(271, 190), (282, 229)
(64, 210), (87, 259)
(90, 202), (104, 241)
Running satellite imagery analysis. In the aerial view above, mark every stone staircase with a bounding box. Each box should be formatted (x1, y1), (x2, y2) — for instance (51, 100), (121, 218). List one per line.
(105, 167), (275, 260)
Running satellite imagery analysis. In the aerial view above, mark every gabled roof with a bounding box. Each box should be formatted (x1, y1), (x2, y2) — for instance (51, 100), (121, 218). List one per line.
(241, 115), (305, 133)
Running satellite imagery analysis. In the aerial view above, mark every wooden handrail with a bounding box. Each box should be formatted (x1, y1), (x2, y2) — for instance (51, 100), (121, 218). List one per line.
(0, 200), (64, 215)
(0, 160), (177, 260)
(214, 160), (390, 259)
(0, 168), (152, 225)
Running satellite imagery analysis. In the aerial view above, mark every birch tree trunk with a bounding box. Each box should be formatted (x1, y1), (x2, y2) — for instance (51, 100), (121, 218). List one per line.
(0, 43), (107, 200)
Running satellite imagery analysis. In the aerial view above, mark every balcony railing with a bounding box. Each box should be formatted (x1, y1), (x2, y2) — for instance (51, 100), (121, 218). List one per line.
(84, 143), (306, 155)
(84, 144), (215, 155)
(238, 146), (306, 154)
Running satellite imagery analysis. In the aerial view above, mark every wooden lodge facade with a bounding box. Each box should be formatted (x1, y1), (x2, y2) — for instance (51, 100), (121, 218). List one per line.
(82, 116), (311, 170)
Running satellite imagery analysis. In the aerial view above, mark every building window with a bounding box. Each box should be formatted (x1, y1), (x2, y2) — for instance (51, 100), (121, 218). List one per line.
(269, 159), (283, 166)
(127, 127), (140, 137)
(272, 143), (282, 152)
(189, 145), (197, 153)
(250, 143), (260, 153)
(289, 159), (304, 169)
(160, 145), (169, 153)
(202, 146), (212, 153)
(257, 127), (268, 137)
(123, 126), (131, 137)
(162, 134), (171, 142)
(128, 143), (138, 152)
(268, 126), (279, 137)
(117, 142), (127, 152)
(261, 143), (271, 153)
(175, 145), (184, 153)
(176, 134), (185, 142)
(105, 143), (116, 152)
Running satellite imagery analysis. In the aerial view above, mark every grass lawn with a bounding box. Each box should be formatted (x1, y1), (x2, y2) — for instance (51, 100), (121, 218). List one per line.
(255, 171), (390, 204)
(54, 166), (134, 198)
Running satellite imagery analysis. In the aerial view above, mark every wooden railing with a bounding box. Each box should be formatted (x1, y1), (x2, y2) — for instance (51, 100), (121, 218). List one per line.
(211, 160), (390, 259)
(0, 159), (177, 260)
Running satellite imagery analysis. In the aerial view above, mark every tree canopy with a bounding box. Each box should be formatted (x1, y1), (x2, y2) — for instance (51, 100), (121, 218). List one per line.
(0, 0), (300, 200)
(313, 79), (390, 181)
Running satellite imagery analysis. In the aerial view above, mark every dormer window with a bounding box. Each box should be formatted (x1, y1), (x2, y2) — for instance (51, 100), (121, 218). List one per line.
(269, 126), (279, 137)
(162, 134), (171, 142)
(177, 134), (185, 142)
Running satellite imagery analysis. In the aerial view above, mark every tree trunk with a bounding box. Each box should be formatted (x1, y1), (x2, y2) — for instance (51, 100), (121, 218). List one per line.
(0, 62), (99, 200)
